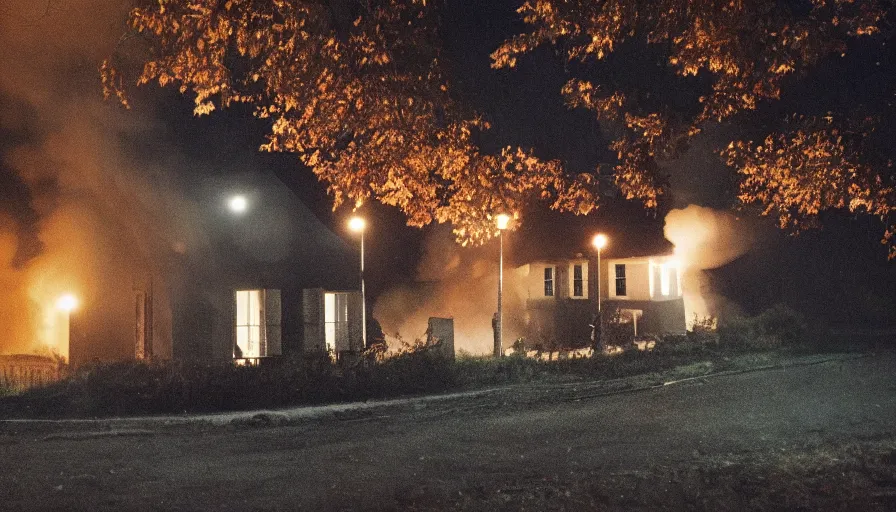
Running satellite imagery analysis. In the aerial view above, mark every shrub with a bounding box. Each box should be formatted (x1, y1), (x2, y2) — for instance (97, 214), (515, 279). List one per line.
(602, 308), (635, 349)
(718, 304), (809, 349)
(755, 304), (808, 346)
(687, 315), (719, 344)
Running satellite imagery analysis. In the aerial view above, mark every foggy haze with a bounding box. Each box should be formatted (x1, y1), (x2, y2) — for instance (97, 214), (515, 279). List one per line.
(374, 226), (527, 355)
(0, 0), (339, 359)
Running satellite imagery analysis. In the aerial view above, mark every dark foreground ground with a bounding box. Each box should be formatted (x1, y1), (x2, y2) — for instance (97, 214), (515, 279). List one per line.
(2, 352), (895, 511)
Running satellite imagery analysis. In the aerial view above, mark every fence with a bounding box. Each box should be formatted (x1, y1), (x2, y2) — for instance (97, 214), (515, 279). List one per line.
(0, 354), (62, 390)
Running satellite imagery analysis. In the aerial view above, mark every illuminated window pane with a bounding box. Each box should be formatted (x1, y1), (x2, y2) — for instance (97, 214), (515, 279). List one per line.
(236, 291), (249, 325)
(324, 292), (350, 352)
(235, 290), (263, 358)
(660, 264), (671, 296)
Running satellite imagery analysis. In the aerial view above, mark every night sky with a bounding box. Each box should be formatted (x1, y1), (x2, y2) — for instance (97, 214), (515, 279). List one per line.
(1, 0), (895, 327)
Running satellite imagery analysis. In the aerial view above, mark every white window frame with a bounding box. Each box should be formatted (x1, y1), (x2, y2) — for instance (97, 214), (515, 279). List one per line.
(235, 290), (264, 359)
(569, 262), (588, 299)
(613, 264), (628, 298)
(543, 266), (555, 297)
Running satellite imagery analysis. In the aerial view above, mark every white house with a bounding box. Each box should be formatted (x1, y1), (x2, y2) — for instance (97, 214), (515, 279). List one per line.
(519, 252), (686, 347)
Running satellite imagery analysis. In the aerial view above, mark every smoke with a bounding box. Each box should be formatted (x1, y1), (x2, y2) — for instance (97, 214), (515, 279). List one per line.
(0, 0), (218, 359)
(664, 205), (754, 321)
(374, 227), (526, 355)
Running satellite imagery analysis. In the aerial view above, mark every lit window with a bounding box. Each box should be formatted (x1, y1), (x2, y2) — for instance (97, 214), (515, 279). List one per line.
(324, 292), (350, 352)
(660, 264), (671, 296)
(615, 264), (627, 296)
(235, 290), (262, 358)
(544, 267), (554, 297)
(572, 264), (584, 297)
(234, 289), (281, 360)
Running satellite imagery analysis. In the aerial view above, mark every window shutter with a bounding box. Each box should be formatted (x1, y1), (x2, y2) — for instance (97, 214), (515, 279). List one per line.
(264, 289), (282, 356)
(302, 288), (325, 352)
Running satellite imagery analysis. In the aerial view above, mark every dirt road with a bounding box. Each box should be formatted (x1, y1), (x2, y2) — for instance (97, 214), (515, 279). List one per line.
(2, 353), (895, 510)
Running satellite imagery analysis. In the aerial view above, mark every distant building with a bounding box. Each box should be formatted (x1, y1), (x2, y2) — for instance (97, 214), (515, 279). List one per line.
(519, 253), (686, 348)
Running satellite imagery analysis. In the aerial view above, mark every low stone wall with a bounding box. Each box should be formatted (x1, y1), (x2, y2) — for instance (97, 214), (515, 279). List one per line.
(0, 354), (62, 390)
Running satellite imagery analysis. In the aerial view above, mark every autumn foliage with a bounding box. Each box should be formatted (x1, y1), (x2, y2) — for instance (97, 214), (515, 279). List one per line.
(102, 0), (597, 245)
(104, 0), (896, 255)
(493, 0), (895, 255)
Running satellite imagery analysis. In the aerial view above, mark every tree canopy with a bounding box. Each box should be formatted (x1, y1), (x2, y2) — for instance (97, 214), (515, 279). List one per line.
(104, 0), (896, 256)
(102, 0), (597, 245)
(492, 0), (895, 257)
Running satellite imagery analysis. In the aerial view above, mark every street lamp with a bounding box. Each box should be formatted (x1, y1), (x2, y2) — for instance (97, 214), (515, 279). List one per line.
(228, 195), (248, 214)
(348, 215), (367, 350)
(495, 213), (511, 358)
(592, 233), (608, 314)
(56, 294), (78, 312)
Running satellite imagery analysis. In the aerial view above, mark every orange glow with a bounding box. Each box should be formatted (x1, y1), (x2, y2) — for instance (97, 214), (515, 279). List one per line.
(56, 294), (78, 312)
(592, 233), (608, 250)
(348, 216), (366, 233)
(495, 214), (511, 230)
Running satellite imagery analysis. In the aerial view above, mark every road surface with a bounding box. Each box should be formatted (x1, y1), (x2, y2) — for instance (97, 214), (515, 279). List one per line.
(2, 353), (895, 510)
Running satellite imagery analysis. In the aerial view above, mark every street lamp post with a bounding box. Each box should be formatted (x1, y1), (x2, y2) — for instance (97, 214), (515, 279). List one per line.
(348, 216), (367, 350)
(495, 214), (511, 358)
(592, 233), (608, 313)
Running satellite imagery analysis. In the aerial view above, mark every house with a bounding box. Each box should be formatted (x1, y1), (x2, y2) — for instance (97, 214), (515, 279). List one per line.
(602, 254), (687, 337)
(519, 253), (686, 347)
(62, 169), (363, 368)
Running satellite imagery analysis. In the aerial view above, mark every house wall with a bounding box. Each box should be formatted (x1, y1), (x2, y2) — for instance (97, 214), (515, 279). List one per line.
(523, 259), (598, 348)
(608, 260), (651, 301)
(603, 298), (687, 335)
(301, 288), (363, 353)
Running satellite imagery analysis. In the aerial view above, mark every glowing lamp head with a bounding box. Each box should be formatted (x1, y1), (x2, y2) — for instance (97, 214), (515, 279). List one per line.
(495, 214), (511, 231)
(56, 294), (78, 312)
(348, 216), (366, 233)
(592, 233), (608, 251)
(228, 195), (248, 214)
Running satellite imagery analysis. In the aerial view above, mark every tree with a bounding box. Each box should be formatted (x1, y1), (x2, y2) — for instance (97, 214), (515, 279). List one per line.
(492, 0), (896, 257)
(102, 0), (598, 245)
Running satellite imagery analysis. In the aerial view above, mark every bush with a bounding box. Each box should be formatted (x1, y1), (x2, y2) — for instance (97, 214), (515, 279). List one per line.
(718, 304), (809, 349)
(687, 315), (719, 344)
(602, 308), (635, 349)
